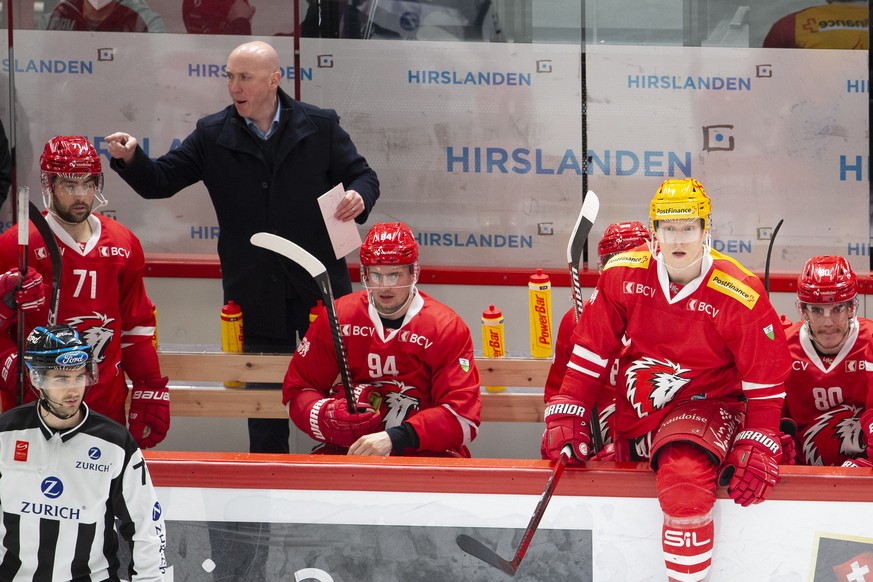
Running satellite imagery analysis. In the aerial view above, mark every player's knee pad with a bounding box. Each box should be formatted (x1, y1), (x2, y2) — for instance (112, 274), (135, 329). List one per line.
(650, 399), (743, 471)
(655, 441), (717, 517)
(799, 404), (865, 466)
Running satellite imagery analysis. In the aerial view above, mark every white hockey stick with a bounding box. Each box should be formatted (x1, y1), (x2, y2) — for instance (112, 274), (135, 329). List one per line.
(566, 191), (602, 453)
(250, 232), (356, 413)
(567, 190), (599, 323)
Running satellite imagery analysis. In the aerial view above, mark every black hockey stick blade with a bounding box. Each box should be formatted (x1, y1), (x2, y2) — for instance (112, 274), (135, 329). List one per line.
(28, 203), (62, 326)
(567, 191), (599, 321)
(457, 447), (571, 576)
(763, 219), (783, 295)
(250, 233), (356, 412)
(456, 534), (518, 576)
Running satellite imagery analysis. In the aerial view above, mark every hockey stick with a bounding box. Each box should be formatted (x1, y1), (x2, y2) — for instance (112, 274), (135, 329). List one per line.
(15, 187), (28, 406)
(566, 191), (603, 453)
(763, 219), (783, 295)
(250, 232), (356, 413)
(457, 445), (572, 576)
(567, 190), (599, 323)
(28, 203), (62, 326)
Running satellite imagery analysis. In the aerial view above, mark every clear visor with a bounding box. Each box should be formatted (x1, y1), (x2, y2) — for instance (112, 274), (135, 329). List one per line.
(30, 362), (98, 391)
(361, 264), (419, 289)
(41, 172), (108, 212)
(798, 299), (856, 321)
(655, 219), (703, 244)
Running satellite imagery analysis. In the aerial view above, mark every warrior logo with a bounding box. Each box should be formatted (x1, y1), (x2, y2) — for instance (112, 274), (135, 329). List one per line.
(625, 357), (691, 417)
(801, 404), (864, 466)
(66, 313), (115, 365)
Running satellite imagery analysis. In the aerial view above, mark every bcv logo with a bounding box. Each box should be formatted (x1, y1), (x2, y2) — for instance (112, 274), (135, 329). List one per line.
(687, 299), (719, 318)
(623, 282), (656, 297)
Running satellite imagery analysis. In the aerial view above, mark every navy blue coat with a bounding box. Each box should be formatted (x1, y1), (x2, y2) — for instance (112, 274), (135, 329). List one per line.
(111, 88), (379, 340)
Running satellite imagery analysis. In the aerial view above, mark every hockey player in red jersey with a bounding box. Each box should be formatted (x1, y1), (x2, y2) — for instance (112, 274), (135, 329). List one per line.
(283, 222), (481, 457)
(544, 221), (650, 450)
(0, 136), (170, 449)
(782, 256), (872, 465)
(542, 178), (791, 581)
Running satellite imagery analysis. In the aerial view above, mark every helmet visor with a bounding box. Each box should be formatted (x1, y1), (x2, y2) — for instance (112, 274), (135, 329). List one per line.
(655, 219), (703, 244)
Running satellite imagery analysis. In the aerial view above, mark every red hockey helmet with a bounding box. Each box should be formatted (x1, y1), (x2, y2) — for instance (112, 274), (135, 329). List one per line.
(40, 136), (102, 177)
(796, 256), (857, 304)
(360, 222), (419, 266)
(39, 136), (106, 210)
(597, 221), (651, 269)
(800, 404), (865, 466)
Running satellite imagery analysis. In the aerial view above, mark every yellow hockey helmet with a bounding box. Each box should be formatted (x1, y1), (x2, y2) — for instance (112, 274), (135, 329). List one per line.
(649, 178), (711, 231)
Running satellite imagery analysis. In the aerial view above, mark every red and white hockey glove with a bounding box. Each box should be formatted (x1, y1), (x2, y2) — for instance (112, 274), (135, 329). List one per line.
(541, 395), (592, 464)
(311, 385), (383, 448)
(778, 417), (798, 465)
(861, 409), (873, 459)
(0, 268), (44, 326)
(128, 377), (170, 449)
(718, 429), (781, 507)
(841, 457), (873, 468)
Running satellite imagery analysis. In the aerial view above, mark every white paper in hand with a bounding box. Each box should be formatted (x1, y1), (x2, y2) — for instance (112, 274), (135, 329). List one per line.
(317, 183), (363, 259)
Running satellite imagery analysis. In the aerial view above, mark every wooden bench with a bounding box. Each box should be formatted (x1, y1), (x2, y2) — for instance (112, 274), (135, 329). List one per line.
(159, 352), (551, 422)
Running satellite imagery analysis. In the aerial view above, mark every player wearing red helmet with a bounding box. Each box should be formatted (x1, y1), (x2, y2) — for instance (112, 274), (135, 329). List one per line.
(782, 256), (872, 465)
(544, 221), (651, 449)
(0, 136), (169, 449)
(283, 222), (481, 457)
(542, 178), (790, 582)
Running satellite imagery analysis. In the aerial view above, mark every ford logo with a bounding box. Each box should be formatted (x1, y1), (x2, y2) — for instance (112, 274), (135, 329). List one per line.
(55, 351), (88, 366)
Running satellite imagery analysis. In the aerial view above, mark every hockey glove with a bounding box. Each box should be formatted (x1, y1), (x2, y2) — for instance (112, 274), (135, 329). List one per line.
(778, 417), (798, 465)
(128, 377), (170, 449)
(541, 394), (592, 464)
(718, 429), (781, 507)
(0, 268), (45, 324)
(312, 387), (383, 448)
(841, 457), (873, 468)
(861, 409), (873, 459)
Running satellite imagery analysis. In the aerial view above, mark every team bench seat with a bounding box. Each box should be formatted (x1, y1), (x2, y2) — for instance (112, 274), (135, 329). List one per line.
(157, 352), (551, 422)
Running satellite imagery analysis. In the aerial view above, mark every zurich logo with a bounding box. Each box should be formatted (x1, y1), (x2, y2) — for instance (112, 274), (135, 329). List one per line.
(41, 476), (64, 499)
(399, 11), (420, 31)
(88, 447), (101, 460)
(55, 351), (88, 366)
(152, 501), (162, 521)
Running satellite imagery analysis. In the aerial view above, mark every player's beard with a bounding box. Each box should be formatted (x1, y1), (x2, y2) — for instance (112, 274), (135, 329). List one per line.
(51, 194), (92, 225)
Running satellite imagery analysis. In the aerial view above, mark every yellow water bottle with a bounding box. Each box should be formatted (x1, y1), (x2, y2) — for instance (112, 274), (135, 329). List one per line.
(221, 300), (244, 387)
(309, 300), (324, 325)
(481, 304), (506, 393)
(528, 269), (553, 358)
(151, 306), (158, 350)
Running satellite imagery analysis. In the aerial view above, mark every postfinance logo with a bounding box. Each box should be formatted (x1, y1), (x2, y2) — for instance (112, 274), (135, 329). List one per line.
(707, 269), (758, 309)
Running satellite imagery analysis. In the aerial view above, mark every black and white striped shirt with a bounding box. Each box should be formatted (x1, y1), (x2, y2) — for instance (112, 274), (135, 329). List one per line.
(0, 403), (167, 581)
